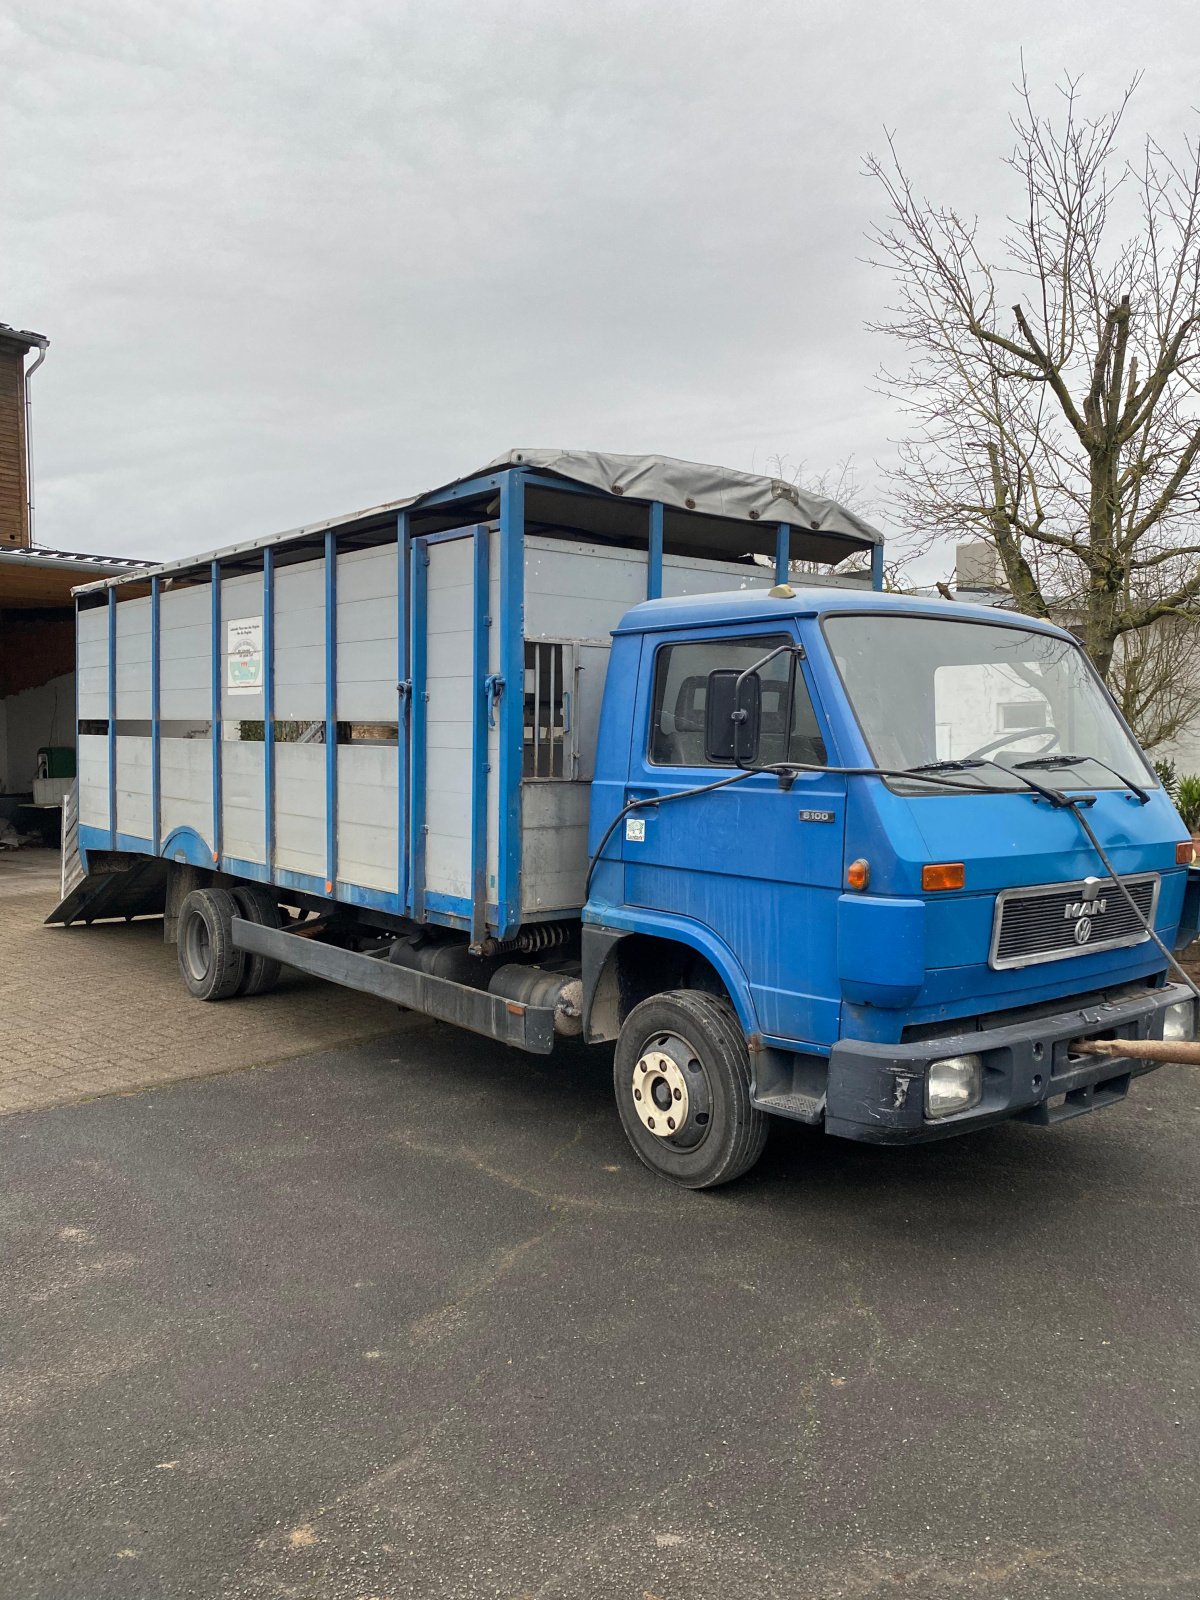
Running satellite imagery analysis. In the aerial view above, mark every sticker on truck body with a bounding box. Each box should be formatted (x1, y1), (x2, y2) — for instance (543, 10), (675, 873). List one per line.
(227, 618), (264, 695)
(625, 817), (646, 842)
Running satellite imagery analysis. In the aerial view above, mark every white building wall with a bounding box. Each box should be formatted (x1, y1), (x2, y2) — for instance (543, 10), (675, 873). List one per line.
(0, 671), (74, 794)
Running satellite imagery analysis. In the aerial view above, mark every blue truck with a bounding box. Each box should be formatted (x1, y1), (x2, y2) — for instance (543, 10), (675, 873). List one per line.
(54, 450), (1200, 1187)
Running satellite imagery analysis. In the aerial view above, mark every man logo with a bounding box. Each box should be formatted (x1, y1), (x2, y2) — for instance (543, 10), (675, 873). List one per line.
(1064, 896), (1106, 919)
(1073, 917), (1093, 945)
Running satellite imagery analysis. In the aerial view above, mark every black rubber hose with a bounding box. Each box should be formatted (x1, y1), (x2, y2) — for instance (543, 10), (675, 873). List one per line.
(1067, 799), (1200, 1002)
(584, 766), (1200, 1012)
(583, 760), (1062, 901)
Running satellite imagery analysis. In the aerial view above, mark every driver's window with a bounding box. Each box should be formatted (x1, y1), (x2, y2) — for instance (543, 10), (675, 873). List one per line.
(650, 636), (826, 769)
(933, 663), (1054, 759)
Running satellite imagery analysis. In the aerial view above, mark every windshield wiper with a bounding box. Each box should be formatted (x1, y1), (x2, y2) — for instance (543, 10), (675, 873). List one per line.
(903, 758), (991, 776)
(1012, 753), (1150, 805)
(902, 755), (1072, 808)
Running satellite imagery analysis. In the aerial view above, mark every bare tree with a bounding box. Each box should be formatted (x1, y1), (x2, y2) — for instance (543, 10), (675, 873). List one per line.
(866, 71), (1200, 742)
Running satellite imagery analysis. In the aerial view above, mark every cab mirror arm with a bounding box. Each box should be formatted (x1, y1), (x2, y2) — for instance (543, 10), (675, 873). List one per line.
(703, 643), (804, 771)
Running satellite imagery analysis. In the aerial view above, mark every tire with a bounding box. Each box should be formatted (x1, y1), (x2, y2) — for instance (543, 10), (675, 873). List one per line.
(177, 887), (245, 1001)
(613, 989), (768, 1189)
(231, 884), (283, 997)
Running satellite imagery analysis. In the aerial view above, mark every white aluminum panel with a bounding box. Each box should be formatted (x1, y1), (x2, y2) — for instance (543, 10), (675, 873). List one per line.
(78, 734), (109, 830)
(338, 544), (398, 723)
(338, 745), (398, 894)
(115, 735), (152, 840)
(222, 738), (265, 863)
(423, 536), (474, 904)
(520, 781), (590, 915)
(661, 552), (774, 597)
(115, 595), (152, 719)
(77, 606), (110, 720)
(160, 737), (213, 849)
(160, 585), (212, 720)
(274, 558), (326, 722)
(523, 535), (645, 642)
(275, 742), (326, 880)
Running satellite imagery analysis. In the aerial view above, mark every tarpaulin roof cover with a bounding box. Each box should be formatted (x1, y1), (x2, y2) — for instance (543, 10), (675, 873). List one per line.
(474, 449), (881, 550)
(75, 448), (880, 594)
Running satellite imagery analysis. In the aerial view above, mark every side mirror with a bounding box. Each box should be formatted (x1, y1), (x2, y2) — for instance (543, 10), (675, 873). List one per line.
(705, 669), (762, 765)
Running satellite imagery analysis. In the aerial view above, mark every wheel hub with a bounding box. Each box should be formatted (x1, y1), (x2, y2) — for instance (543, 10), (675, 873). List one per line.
(631, 1048), (691, 1139)
(184, 914), (212, 982)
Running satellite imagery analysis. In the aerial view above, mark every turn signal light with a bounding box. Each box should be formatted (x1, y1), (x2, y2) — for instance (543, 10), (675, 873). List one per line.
(922, 862), (965, 891)
(1177, 841), (1195, 865)
(846, 858), (870, 891)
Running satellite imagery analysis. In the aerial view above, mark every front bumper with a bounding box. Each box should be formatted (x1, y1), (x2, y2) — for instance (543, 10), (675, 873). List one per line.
(824, 980), (1192, 1144)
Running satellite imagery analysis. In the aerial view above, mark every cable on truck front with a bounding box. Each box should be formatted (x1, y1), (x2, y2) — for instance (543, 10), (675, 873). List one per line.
(583, 758), (1069, 900)
(584, 757), (1200, 1013)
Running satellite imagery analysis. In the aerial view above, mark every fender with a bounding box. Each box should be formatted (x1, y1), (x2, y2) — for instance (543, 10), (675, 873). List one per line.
(160, 826), (215, 869)
(581, 906), (759, 1041)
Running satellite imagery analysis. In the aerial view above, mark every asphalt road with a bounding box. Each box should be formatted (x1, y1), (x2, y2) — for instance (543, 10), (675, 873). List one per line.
(2, 1019), (1199, 1599)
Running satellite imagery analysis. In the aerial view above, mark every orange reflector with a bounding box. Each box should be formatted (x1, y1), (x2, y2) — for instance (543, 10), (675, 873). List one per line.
(922, 862), (965, 891)
(1178, 841), (1196, 865)
(846, 858), (870, 891)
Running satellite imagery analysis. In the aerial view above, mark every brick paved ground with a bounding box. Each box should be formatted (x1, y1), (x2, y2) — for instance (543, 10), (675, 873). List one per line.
(0, 848), (410, 1115)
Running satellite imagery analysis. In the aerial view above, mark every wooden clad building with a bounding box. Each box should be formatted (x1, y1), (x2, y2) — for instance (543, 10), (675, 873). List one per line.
(0, 322), (47, 549)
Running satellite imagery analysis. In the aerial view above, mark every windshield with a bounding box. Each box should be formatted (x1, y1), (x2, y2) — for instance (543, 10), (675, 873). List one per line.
(823, 613), (1155, 796)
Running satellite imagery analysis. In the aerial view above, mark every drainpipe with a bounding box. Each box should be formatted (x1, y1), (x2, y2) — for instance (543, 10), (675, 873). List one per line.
(23, 340), (48, 547)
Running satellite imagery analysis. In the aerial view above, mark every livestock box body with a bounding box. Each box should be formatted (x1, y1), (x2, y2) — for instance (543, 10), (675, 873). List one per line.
(70, 451), (882, 941)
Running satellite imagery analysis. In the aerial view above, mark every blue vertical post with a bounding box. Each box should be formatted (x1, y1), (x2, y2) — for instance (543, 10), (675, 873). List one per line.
(107, 588), (117, 848)
(409, 538), (429, 922)
(263, 547), (275, 874)
(210, 560), (222, 864)
(871, 541), (885, 591)
(775, 523), (791, 585)
(324, 531), (337, 894)
(73, 597), (83, 869)
(646, 501), (664, 599)
(497, 471), (526, 937)
(397, 510), (411, 911)
(150, 575), (161, 855)
(469, 526), (491, 949)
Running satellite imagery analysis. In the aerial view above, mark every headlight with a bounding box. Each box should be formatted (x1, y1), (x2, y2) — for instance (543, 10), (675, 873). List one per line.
(926, 1054), (983, 1119)
(1163, 1000), (1196, 1042)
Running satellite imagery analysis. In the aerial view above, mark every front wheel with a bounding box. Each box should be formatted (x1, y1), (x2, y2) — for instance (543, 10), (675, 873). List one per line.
(613, 990), (767, 1189)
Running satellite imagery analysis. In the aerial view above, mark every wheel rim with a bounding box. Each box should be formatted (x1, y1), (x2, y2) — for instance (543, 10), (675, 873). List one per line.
(183, 913), (212, 982)
(630, 1031), (712, 1149)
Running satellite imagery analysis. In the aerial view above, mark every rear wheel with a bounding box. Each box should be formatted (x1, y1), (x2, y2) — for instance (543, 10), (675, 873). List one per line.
(231, 884), (283, 997)
(177, 887), (244, 1001)
(613, 989), (767, 1189)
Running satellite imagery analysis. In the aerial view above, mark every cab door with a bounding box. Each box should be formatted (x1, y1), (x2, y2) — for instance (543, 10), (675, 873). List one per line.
(622, 625), (845, 1046)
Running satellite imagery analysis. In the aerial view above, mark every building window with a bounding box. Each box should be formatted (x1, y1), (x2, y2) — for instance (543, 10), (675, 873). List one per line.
(997, 700), (1049, 731)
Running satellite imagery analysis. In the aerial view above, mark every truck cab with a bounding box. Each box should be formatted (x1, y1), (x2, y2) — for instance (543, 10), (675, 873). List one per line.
(583, 586), (1199, 1185)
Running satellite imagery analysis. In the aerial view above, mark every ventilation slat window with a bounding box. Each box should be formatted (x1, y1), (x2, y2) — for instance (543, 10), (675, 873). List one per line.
(524, 641), (568, 778)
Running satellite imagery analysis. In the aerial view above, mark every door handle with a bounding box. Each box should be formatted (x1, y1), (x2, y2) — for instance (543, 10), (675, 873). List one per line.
(484, 674), (505, 729)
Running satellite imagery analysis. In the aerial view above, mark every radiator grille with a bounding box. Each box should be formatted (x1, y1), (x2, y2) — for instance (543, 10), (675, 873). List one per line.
(990, 875), (1158, 969)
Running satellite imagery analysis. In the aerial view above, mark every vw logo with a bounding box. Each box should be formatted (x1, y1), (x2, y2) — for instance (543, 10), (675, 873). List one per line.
(1073, 917), (1093, 945)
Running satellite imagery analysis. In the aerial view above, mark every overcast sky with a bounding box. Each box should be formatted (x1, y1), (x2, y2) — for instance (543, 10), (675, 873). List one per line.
(3, 0), (1199, 575)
